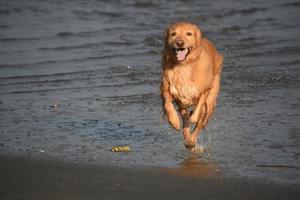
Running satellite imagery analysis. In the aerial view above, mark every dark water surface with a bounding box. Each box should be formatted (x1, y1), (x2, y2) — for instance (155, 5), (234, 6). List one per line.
(0, 0), (299, 183)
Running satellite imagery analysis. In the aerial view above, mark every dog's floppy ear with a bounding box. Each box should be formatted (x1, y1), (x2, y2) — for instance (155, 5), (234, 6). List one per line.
(194, 25), (202, 48)
(162, 26), (172, 68)
(163, 27), (170, 52)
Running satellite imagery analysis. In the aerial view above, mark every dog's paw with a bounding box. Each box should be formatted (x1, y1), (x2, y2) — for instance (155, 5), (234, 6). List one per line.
(168, 115), (180, 130)
(189, 113), (198, 124)
(184, 141), (196, 150)
(185, 141), (205, 154)
(191, 145), (205, 154)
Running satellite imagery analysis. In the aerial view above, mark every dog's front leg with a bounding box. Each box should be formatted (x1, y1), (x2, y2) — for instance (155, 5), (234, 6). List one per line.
(190, 92), (209, 144)
(162, 90), (180, 130)
(202, 74), (221, 128)
(190, 91), (209, 124)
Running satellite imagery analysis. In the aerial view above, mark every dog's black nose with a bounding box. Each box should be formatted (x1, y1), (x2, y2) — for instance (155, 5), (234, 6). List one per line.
(175, 39), (185, 48)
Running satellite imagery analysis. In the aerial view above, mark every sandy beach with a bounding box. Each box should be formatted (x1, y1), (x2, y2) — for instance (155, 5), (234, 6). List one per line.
(1, 155), (299, 200)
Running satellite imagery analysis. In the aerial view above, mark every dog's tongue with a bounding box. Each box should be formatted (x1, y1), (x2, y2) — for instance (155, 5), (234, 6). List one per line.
(176, 49), (188, 62)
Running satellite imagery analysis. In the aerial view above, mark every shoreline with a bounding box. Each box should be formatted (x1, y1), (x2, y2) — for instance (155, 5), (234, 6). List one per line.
(0, 155), (299, 200)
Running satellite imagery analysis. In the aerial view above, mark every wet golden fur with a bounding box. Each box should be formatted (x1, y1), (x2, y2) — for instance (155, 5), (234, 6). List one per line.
(160, 21), (223, 150)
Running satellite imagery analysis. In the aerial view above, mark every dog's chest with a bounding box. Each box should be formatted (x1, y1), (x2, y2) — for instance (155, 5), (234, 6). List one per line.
(167, 67), (199, 105)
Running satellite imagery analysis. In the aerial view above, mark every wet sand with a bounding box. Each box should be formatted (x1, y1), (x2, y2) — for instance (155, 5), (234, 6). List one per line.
(1, 155), (299, 200)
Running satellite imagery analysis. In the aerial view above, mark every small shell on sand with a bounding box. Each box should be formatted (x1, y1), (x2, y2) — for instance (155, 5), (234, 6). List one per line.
(111, 146), (130, 152)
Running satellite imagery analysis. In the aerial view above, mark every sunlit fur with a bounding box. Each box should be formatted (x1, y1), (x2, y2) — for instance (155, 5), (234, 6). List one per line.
(160, 21), (223, 150)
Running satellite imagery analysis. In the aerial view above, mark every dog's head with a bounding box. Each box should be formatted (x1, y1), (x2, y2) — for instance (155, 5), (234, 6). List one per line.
(164, 21), (202, 64)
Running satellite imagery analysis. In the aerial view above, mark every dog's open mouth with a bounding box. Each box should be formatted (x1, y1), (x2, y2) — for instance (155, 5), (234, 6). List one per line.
(174, 47), (192, 62)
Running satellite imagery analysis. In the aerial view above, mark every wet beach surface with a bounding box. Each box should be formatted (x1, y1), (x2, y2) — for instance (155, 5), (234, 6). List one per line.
(1, 155), (299, 200)
(0, 0), (300, 193)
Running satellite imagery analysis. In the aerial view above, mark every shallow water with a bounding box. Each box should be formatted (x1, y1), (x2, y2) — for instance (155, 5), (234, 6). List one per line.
(0, 0), (299, 183)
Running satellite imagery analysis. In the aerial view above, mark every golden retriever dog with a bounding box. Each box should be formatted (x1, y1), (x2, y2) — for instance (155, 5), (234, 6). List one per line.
(160, 21), (223, 151)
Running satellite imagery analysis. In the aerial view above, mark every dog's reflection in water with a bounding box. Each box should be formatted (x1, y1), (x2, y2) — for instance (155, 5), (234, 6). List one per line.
(165, 156), (220, 178)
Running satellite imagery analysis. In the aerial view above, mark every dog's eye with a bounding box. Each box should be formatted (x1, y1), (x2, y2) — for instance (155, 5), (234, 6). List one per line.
(186, 32), (192, 36)
(170, 32), (176, 37)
